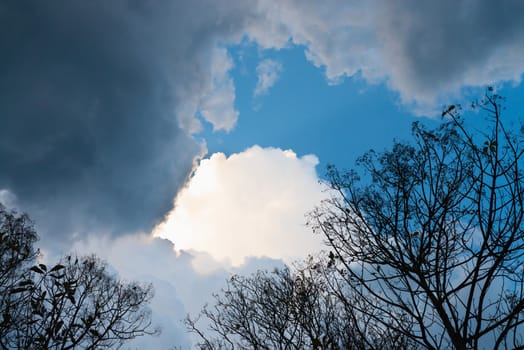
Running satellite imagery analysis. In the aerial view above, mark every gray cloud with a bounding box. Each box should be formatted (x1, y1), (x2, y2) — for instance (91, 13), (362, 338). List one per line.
(3, 0), (524, 246)
(0, 0), (268, 244)
(374, 0), (524, 105)
(245, 0), (524, 109)
(0, 1), (203, 242)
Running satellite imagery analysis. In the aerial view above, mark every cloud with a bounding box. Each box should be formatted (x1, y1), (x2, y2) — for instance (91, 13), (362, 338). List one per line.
(3, 0), (524, 246)
(246, 0), (524, 110)
(3, 2), (522, 346)
(0, 1), (203, 244)
(0, 189), (17, 210)
(372, 0), (524, 106)
(254, 59), (283, 96)
(198, 48), (239, 132)
(153, 146), (327, 268)
(173, 45), (242, 133)
(68, 234), (195, 348)
(247, 0), (376, 80)
(69, 233), (287, 348)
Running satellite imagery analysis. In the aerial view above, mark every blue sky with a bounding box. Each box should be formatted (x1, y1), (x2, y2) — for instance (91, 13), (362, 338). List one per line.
(1, 1), (524, 347)
(197, 43), (523, 175)
(198, 44), (418, 171)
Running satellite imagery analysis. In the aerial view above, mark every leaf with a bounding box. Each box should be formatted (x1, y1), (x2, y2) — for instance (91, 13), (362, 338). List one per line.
(89, 329), (100, 337)
(10, 287), (28, 294)
(39, 264), (47, 272)
(490, 140), (497, 152)
(50, 264), (65, 272)
(442, 104), (456, 116)
(18, 279), (34, 287)
(66, 291), (76, 305)
(0, 312), (10, 326)
(30, 265), (44, 274)
(33, 309), (44, 317)
(35, 335), (46, 344)
(54, 320), (64, 336)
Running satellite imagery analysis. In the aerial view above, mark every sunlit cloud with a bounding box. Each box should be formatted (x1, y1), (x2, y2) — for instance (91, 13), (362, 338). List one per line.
(153, 146), (327, 268)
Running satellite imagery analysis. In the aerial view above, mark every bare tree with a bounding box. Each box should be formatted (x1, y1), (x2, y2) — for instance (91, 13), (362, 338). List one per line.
(186, 254), (414, 349)
(309, 91), (524, 349)
(0, 207), (158, 349)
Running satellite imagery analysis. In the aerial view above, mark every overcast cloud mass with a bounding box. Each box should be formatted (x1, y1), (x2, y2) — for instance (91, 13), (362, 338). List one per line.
(2, 0), (524, 347)
(2, 0), (524, 240)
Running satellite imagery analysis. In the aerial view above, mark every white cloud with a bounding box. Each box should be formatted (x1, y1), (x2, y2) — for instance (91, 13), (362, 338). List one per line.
(70, 233), (286, 348)
(0, 189), (17, 210)
(177, 47), (239, 133)
(249, 0), (377, 81)
(69, 234), (207, 348)
(254, 59), (283, 96)
(199, 48), (239, 132)
(153, 146), (327, 268)
(241, 0), (524, 112)
(158, 0), (524, 124)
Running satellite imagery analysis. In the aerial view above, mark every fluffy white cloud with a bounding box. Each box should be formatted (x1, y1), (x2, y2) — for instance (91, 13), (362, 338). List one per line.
(69, 234), (215, 348)
(248, 0), (377, 82)
(177, 47), (239, 133)
(153, 146), (327, 268)
(152, 0), (524, 123)
(254, 59), (283, 96)
(248, 0), (524, 110)
(200, 48), (239, 132)
(70, 233), (286, 348)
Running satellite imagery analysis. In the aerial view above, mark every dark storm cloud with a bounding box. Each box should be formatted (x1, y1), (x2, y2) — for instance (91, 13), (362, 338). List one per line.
(0, 1), (201, 240)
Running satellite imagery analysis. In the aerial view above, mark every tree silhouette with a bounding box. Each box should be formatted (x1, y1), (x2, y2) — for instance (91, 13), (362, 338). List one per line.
(0, 205), (39, 344)
(0, 207), (157, 349)
(309, 91), (524, 349)
(186, 254), (414, 349)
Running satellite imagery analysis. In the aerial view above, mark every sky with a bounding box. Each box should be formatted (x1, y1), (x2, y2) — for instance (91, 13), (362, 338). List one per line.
(1, 0), (524, 347)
